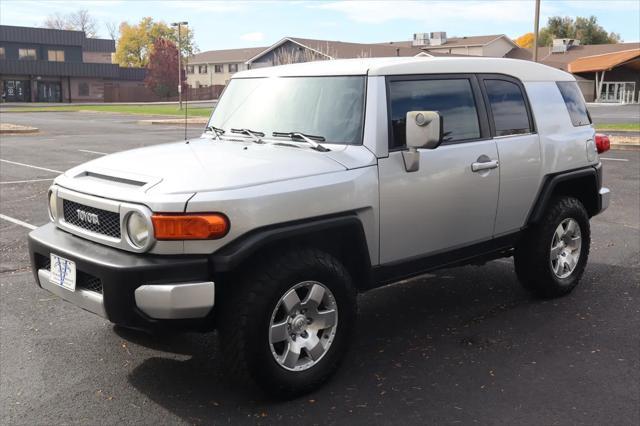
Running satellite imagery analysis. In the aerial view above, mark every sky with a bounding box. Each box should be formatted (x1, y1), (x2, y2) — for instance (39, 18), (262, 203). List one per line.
(1, 0), (639, 51)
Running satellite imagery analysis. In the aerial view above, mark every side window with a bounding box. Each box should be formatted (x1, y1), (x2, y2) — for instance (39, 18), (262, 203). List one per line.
(557, 81), (592, 126)
(484, 79), (532, 136)
(389, 79), (480, 148)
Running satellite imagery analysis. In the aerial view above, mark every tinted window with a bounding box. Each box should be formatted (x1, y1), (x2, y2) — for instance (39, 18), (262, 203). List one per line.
(557, 81), (591, 126)
(484, 79), (531, 136)
(389, 79), (480, 148)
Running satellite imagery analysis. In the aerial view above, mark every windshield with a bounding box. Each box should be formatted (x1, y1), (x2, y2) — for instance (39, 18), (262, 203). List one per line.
(208, 76), (366, 145)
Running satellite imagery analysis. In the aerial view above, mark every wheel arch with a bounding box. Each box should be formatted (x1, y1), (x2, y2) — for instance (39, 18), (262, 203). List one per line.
(527, 165), (601, 225)
(210, 213), (373, 291)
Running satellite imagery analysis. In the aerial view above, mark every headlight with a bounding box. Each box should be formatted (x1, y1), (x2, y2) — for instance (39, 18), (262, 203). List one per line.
(48, 191), (58, 221)
(126, 211), (150, 248)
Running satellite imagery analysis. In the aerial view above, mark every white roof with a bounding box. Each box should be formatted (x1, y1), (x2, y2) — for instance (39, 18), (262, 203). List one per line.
(234, 57), (575, 82)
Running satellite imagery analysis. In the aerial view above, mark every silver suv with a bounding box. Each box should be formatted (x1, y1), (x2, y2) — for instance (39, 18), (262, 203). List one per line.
(28, 57), (610, 397)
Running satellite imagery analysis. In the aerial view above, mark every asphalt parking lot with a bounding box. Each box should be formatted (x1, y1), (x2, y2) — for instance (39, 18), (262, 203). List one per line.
(1, 112), (639, 425)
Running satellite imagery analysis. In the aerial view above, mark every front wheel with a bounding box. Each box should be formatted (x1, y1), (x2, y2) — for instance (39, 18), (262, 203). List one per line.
(515, 196), (591, 298)
(218, 248), (357, 398)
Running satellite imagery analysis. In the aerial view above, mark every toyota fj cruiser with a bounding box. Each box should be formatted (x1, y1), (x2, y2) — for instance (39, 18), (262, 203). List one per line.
(28, 57), (610, 396)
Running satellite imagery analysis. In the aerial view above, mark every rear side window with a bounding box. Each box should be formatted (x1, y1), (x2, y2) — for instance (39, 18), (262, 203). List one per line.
(484, 79), (532, 136)
(388, 79), (480, 148)
(557, 81), (592, 126)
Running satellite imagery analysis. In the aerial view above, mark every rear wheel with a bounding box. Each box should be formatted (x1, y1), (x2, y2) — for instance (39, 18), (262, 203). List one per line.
(218, 248), (356, 398)
(515, 196), (590, 298)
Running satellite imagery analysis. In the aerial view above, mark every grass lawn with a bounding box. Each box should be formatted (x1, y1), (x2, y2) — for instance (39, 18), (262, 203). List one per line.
(595, 122), (640, 131)
(0, 104), (212, 117)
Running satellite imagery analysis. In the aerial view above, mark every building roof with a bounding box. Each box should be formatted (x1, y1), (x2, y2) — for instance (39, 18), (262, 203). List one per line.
(423, 34), (515, 49)
(0, 24), (114, 52)
(246, 37), (423, 63)
(505, 42), (640, 71)
(235, 56), (574, 82)
(567, 49), (640, 73)
(188, 47), (268, 64)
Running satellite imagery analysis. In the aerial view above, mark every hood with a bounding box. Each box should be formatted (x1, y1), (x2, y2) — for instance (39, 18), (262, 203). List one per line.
(58, 138), (352, 200)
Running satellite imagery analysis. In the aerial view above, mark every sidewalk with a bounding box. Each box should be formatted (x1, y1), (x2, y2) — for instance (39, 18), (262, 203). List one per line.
(0, 100), (217, 109)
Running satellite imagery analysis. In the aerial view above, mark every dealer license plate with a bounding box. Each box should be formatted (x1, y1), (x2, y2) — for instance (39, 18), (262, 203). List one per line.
(49, 254), (76, 291)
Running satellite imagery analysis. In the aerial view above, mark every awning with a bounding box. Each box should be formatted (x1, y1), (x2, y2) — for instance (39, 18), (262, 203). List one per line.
(568, 49), (640, 73)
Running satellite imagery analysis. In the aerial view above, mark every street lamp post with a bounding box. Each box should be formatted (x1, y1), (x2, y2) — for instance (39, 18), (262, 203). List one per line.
(533, 0), (541, 62)
(171, 21), (188, 109)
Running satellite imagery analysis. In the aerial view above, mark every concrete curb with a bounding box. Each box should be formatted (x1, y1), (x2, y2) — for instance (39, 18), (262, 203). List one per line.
(0, 124), (39, 134)
(597, 129), (640, 133)
(610, 144), (640, 151)
(137, 118), (208, 125)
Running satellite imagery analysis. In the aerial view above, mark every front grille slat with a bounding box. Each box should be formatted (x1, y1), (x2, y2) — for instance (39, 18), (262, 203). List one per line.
(63, 199), (120, 238)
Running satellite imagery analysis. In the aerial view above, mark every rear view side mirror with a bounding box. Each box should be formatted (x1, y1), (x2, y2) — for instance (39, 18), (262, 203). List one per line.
(402, 111), (443, 172)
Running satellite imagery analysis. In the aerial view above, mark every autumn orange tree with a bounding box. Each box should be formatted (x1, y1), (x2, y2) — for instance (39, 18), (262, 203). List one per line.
(515, 32), (535, 48)
(115, 17), (197, 67)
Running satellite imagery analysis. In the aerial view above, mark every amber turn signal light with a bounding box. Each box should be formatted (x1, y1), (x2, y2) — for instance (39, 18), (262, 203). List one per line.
(152, 214), (229, 240)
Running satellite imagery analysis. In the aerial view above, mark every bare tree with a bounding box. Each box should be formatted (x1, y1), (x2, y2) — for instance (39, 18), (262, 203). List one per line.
(43, 12), (71, 30)
(105, 21), (118, 40)
(69, 9), (98, 37)
(43, 9), (98, 37)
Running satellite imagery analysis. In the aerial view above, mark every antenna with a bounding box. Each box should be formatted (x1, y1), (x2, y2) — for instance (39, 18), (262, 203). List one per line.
(184, 58), (188, 141)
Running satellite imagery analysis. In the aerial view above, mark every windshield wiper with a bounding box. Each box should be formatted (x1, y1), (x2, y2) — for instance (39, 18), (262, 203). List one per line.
(204, 125), (225, 140)
(231, 128), (265, 143)
(272, 131), (330, 152)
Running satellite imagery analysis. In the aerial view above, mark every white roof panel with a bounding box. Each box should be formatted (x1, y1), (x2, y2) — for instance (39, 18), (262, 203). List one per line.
(234, 57), (575, 82)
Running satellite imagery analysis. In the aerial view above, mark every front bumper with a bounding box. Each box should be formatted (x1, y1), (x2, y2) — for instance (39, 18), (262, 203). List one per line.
(28, 223), (215, 331)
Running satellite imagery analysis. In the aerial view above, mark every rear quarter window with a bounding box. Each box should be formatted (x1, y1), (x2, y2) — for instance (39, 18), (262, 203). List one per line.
(557, 81), (592, 127)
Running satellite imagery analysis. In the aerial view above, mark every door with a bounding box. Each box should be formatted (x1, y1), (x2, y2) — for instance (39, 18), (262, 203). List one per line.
(478, 75), (541, 236)
(379, 75), (499, 264)
(37, 82), (62, 102)
(4, 80), (30, 102)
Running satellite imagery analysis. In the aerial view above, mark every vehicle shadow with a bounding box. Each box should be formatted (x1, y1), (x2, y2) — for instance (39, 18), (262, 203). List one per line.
(124, 260), (638, 424)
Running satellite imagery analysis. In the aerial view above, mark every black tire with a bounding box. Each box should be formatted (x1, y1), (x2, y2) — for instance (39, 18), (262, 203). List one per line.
(514, 196), (590, 298)
(218, 247), (357, 398)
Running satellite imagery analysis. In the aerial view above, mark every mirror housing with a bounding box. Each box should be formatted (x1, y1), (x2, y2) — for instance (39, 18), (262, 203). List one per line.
(402, 111), (443, 172)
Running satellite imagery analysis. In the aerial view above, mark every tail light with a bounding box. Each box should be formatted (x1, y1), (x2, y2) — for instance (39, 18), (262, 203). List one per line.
(595, 134), (610, 154)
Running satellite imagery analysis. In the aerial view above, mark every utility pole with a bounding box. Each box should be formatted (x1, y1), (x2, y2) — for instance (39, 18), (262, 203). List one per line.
(171, 21), (188, 109)
(533, 0), (541, 62)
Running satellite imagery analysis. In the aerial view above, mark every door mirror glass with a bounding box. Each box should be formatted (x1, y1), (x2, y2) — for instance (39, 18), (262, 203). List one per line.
(406, 111), (443, 150)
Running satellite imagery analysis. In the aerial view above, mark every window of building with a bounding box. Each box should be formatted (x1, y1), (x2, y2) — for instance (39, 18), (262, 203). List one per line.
(214, 64), (223, 73)
(228, 63), (238, 73)
(198, 65), (207, 74)
(18, 48), (37, 60)
(78, 82), (90, 96)
(47, 50), (65, 62)
(483, 79), (532, 136)
(0, 47), (5, 59)
(557, 81), (592, 127)
(186, 65), (195, 74)
(388, 78), (481, 148)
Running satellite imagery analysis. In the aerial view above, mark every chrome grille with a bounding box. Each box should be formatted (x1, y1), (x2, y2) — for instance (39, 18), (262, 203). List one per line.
(63, 199), (120, 238)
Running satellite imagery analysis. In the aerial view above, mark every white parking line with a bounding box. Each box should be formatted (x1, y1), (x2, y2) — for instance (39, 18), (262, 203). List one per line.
(0, 159), (62, 174)
(0, 214), (37, 230)
(78, 149), (107, 155)
(0, 178), (54, 185)
(601, 157), (629, 162)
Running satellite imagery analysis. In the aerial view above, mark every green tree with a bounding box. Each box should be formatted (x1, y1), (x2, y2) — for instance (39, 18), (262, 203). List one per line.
(537, 15), (621, 46)
(114, 17), (197, 68)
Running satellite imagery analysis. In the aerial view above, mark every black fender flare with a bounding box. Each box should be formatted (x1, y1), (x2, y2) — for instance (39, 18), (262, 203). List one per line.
(526, 164), (601, 225)
(209, 213), (371, 275)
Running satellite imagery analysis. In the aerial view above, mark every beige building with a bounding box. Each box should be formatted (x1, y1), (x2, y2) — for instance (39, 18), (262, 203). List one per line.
(186, 47), (266, 87)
